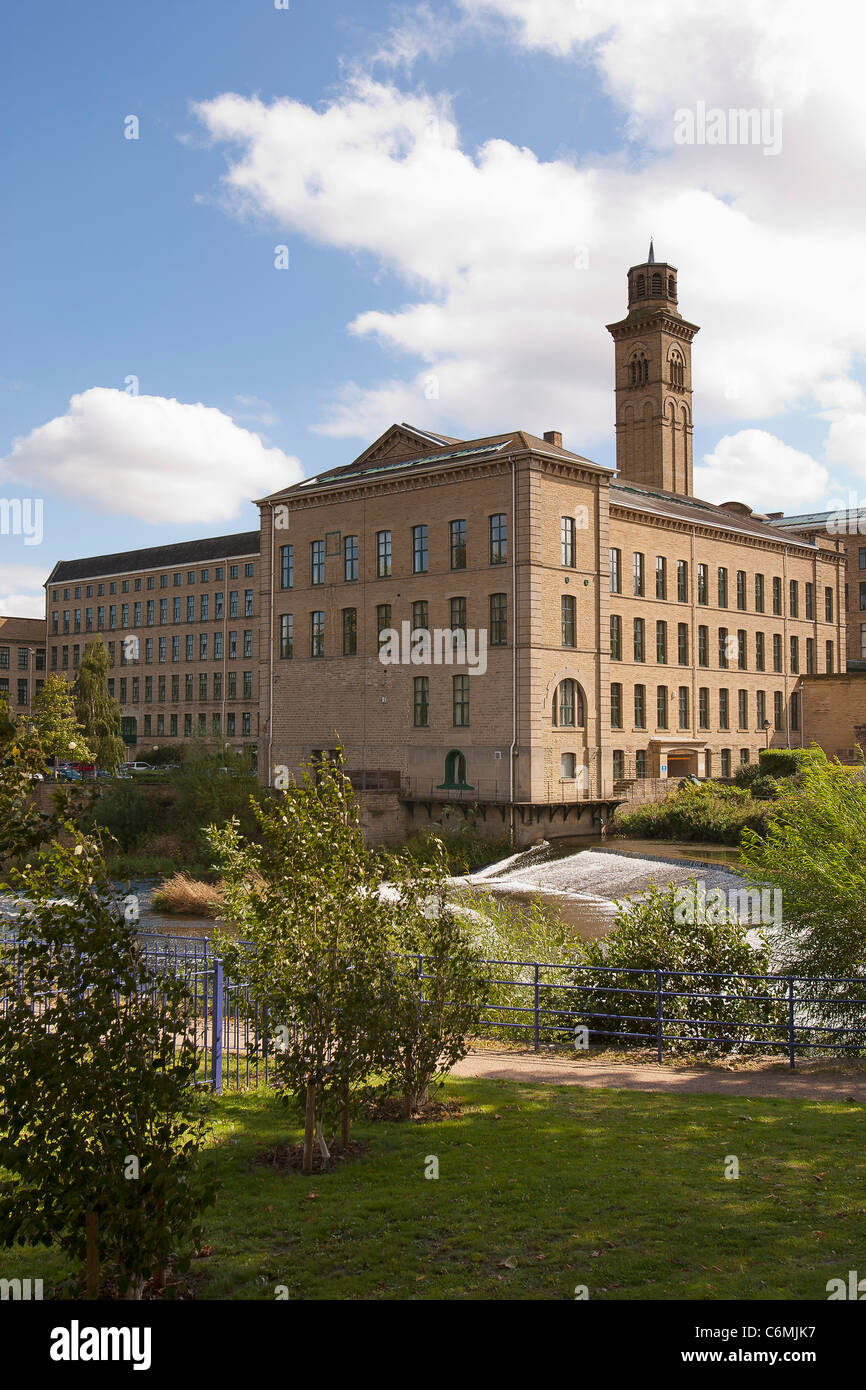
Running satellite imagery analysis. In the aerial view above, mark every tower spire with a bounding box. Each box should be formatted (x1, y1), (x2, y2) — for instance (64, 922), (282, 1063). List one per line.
(648, 238), (655, 264)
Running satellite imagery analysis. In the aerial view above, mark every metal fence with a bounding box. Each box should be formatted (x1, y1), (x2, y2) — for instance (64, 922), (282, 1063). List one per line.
(3, 930), (866, 1092)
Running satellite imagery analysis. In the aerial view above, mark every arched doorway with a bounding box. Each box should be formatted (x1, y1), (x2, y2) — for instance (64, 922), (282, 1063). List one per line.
(437, 749), (473, 791)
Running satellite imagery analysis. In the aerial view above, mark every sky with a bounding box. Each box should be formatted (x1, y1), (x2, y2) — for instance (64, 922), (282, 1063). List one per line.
(3, 0), (866, 615)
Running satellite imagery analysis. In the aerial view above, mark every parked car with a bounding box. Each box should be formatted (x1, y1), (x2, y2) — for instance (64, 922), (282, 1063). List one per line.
(125, 762), (154, 773)
(56, 767), (82, 782)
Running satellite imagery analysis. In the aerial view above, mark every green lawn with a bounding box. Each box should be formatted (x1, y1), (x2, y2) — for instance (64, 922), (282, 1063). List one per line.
(3, 1078), (863, 1300)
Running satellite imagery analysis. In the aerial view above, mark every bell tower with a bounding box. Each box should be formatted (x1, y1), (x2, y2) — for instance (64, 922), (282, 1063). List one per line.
(606, 242), (700, 496)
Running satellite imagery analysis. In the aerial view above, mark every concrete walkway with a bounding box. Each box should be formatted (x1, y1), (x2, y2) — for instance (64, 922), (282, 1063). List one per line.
(451, 1049), (866, 1102)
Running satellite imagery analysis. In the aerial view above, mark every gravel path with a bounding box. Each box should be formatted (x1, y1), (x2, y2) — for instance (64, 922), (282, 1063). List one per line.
(452, 1049), (866, 1102)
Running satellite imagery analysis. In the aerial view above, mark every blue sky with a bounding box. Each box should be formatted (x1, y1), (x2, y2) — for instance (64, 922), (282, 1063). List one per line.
(2, 0), (865, 613)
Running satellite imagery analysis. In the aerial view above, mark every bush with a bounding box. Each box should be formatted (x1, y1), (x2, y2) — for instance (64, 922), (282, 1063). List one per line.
(563, 880), (786, 1055)
(91, 779), (159, 850)
(758, 746), (826, 779)
(613, 781), (772, 844)
(151, 872), (225, 917)
(389, 822), (511, 875)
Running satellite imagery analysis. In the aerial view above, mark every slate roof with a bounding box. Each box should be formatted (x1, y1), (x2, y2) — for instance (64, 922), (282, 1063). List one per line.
(46, 531), (261, 585)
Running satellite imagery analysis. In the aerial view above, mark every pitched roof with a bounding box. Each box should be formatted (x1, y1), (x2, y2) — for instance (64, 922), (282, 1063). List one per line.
(46, 531), (261, 585)
(610, 482), (820, 548)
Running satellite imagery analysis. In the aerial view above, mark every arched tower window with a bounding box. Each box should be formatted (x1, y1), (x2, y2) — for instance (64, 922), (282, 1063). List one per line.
(651, 272), (662, 296)
(552, 679), (586, 728)
(629, 353), (648, 387)
(636, 273), (646, 298)
(668, 274), (676, 298)
(669, 349), (684, 389)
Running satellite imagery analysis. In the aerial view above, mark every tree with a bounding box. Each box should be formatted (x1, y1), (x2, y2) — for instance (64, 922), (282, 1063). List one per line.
(212, 755), (393, 1171)
(0, 792), (217, 1297)
(0, 693), (65, 869)
(740, 752), (866, 1000)
(381, 845), (491, 1116)
(34, 674), (92, 769)
(73, 642), (124, 771)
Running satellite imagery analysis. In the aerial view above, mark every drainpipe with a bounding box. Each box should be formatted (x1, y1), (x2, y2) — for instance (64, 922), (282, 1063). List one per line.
(509, 456), (517, 843)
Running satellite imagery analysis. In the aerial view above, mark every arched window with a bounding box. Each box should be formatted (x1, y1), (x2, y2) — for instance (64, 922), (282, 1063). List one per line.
(651, 272), (662, 296)
(630, 353), (648, 387)
(438, 748), (472, 790)
(668, 274), (676, 298)
(669, 350), (684, 388)
(552, 679), (586, 728)
(636, 273), (646, 298)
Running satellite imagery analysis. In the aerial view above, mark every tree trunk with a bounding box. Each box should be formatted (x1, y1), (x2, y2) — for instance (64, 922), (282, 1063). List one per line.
(85, 1212), (99, 1299)
(340, 1098), (350, 1147)
(303, 1078), (316, 1174)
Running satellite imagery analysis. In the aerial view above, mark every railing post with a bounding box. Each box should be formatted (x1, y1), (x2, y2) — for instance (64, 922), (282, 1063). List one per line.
(787, 975), (796, 1070)
(212, 958), (224, 1095)
(656, 969), (663, 1063)
(534, 963), (540, 1052)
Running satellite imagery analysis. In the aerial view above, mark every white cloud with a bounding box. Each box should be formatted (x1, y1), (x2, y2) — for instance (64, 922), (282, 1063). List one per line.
(694, 430), (828, 511)
(825, 413), (866, 480)
(1, 389), (300, 525)
(191, 0), (866, 462)
(0, 565), (48, 618)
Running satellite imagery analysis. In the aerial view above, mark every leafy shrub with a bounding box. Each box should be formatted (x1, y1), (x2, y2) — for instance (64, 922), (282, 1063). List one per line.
(91, 779), (159, 850)
(758, 746), (826, 779)
(388, 822), (511, 875)
(613, 782), (772, 844)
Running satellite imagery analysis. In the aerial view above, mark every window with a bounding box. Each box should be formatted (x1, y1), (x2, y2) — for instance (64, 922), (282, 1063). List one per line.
(635, 750), (647, 779)
(311, 612), (325, 658)
(757, 690), (766, 728)
(737, 629), (747, 670)
(553, 679), (584, 728)
(199, 673), (208, 702)
(825, 586), (834, 622)
(736, 571), (746, 611)
(697, 624), (708, 667)
(677, 623), (688, 665)
(698, 687), (709, 730)
(412, 600), (428, 634)
(173, 596), (181, 622)
(657, 685), (668, 729)
(738, 689), (748, 730)
(228, 631), (237, 660)
(412, 525), (428, 574)
(245, 563), (254, 578)
(184, 634), (193, 661)
(342, 608), (357, 657)
(561, 517), (576, 569)
(610, 548), (622, 594)
(826, 639), (834, 673)
(717, 567), (728, 608)
(561, 753), (577, 780)
(656, 620), (667, 664)
(186, 595), (195, 622)
(740, 748), (750, 766)
(450, 597), (467, 633)
(450, 520), (466, 570)
(199, 595), (208, 622)
(634, 684), (646, 729)
(790, 635), (799, 674)
(227, 672), (236, 700)
(611, 683), (623, 729)
(490, 514), (507, 565)
(610, 610), (622, 660)
(719, 627), (728, 669)
(244, 590), (253, 617)
(861, 548), (866, 570)
(145, 637), (154, 662)
(560, 594), (576, 647)
(678, 686), (689, 730)
(677, 560), (688, 602)
(158, 637), (166, 663)
(806, 637), (815, 673)
(413, 676), (429, 727)
(613, 750), (625, 781)
(633, 617), (645, 662)
(720, 749), (731, 778)
(805, 582), (814, 620)
(185, 674), (193, 700)
(377, 604), (392, 641)
(656, 556), (667, 599)
(229, 565), (237, 580)
(171, 674), (180, 702)
(791, 691), (801, 732)
(280, 545), (293, 589)
(378, 531), (392, 578)
(146, 601), (154, 626)
(772, 577), (782, 615)
(755, 632), (765, 671)
(633, 551), (644, 597)
(453, 674), (470, 726)
(344, 536), (358, 583)
(789, 580), (798, 618)
(719, 688), (730, 730)
(755, 573), (765, 612)
(774, 690), (783, 731)
(697, 564), (708, 605)
(199, 634), (208, 661)
(490, 593), (508, 647)
(860, 581), (866, 611)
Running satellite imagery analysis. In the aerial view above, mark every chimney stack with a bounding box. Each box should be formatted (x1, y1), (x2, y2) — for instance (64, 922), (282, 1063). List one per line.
(543, 431), (563, 448)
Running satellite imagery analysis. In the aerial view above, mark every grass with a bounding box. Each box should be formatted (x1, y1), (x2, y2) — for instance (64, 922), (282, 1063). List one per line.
(151, 872), (224, 916)
(2, 1077), (863, 1301)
